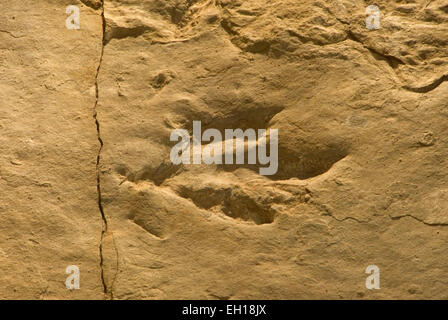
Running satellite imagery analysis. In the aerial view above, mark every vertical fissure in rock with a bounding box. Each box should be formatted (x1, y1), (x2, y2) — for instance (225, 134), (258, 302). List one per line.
(93, 0), (112, 299)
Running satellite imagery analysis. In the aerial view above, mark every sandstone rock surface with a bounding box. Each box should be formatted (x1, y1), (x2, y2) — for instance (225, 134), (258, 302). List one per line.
(1, 0), (447, 299)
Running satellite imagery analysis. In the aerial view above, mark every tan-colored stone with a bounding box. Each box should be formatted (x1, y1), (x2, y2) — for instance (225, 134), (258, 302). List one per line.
(1, 0), (448, 299)
(0, 0), (104, 299)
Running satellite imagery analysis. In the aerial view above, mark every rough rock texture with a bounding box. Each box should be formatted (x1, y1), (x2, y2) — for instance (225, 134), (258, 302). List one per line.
(0, 0), (104, 299)
(1, 0), (448, 299)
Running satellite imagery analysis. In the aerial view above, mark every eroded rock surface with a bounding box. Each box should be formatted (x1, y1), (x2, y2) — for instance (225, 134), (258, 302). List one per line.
(0, 0), (104, 299)
(1, 0), (448, 299)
